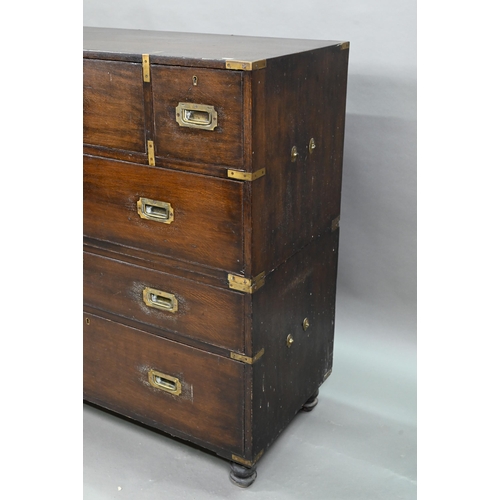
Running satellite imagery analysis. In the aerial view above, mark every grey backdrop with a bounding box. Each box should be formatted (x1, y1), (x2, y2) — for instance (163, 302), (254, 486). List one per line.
(83, 1), (417, 498)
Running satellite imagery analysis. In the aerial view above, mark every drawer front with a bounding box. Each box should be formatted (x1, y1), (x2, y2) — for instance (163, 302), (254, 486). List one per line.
(83, 155), (244, 272)
(83, 251), (245, 352)
(83, 59), (146, 153)
(151, 65), (244, 167)
(83, 313), (245, 455)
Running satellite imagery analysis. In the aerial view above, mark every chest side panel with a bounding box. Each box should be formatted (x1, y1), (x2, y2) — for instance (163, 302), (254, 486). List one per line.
(249, 229), (339, 457)
(250, 46), (349, 273)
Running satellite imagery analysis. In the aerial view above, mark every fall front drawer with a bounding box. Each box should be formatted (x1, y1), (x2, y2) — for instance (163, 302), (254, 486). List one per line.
(83, 155), (244, 272)
(83, 312), (245, 456)
(83, 249), (246, 352)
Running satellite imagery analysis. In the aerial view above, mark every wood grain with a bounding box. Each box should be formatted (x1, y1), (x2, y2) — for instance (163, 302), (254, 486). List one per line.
(83, 312), (245, 454)
(83, 155), (245, 273)
(84, 250), (246, 352)
(249, 46), (349, 274)
(151, 65), (244, 167)
(83, 59), (145, 152)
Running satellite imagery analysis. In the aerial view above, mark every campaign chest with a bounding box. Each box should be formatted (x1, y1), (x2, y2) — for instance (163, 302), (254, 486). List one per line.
(83, 26), (349, 487)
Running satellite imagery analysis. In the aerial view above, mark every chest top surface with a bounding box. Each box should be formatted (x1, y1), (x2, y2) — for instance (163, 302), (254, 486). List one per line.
(83, 27), (347, 68)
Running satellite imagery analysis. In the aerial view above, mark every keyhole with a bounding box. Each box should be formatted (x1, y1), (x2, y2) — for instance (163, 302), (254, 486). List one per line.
(193, 75), (198, 86)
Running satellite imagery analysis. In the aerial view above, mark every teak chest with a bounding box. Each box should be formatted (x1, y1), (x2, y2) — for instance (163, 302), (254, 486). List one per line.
(83, 26), (349, 487)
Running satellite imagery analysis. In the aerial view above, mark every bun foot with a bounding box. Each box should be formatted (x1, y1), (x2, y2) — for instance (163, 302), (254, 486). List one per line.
(229, 462), (257, 488)
(301, 389), (319, 412)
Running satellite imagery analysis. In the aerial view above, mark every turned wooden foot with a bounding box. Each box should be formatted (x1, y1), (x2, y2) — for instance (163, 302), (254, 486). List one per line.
(301, 389), (319, 412)
(229, 462), (257, 488)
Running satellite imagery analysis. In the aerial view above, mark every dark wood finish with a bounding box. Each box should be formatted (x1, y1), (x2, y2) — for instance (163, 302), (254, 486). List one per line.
(151, 65), (244, 168)
(84, 27), (347, 70)
(83, 249), (246, 352)
(83, 59), (146, 152)
(83, 312), (245, 455)
(249, 229), (339, 460)
(248, 46), (349, 274)
(83, 155), (245, 273)
(82, 28), (349, 486)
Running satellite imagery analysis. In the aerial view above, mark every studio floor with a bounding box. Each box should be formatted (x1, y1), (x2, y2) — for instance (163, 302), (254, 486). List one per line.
(83, 296), (416, 500)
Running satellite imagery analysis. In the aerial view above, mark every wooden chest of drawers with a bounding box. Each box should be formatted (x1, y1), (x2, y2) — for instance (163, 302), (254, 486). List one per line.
(83, 27), (349, 487)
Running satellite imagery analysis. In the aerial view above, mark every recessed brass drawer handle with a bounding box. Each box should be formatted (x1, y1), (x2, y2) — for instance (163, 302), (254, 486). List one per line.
(175, 102), (218, 130)
(137, 197), (174, 224)
(148, 369), (182, 396)
(143, 287), (178, 313)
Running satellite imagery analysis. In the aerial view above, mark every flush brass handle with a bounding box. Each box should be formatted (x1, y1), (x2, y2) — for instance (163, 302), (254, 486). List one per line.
(137, 197), (174, 224)
(148, 369), (182, 396)
(175, 102), (218, 130)
(143, 287), (178, 313)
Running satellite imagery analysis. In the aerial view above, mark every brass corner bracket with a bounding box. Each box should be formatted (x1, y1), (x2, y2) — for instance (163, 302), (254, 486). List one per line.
(231, 449), (264, 467)
(331, 216), (340, 231)
(230, 348), (265, 365)
(142, 54), (151, 82)
(227, 168), (266, 181)
(228, 271), (265, 294)
(225, 59), (267, 71)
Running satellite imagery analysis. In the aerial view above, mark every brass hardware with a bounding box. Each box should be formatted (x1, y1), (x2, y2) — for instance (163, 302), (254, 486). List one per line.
(231, 450), (264, 467)
(137, 197), (174, 224)
(148, 369), (182, 395)
(309, 138), (316, 154)
(302, 318), (310, 331)
(142, 54), (150, 82)
(230, 348), (265, 365)
(286, 334), (294, 348)
(323, 368), (333, 381)
(85, 318), (90, 325)
(192, 75), (198, 86)
(291, 145), (298, 162)
(340, 42), (350, 50)
(227, 168), (266, 181)
(175, 102), (218, 130)
(143, 287), (178, 313)
(228, 271), (265, 294)
(147, 140), (155, 166)
(225, 60), (267, 71)
(331, 216), (340, 231)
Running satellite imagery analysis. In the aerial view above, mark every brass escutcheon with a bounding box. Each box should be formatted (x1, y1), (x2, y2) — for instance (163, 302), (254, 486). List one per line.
(291, 146), (298, 162)
(286, 334), (294, 348)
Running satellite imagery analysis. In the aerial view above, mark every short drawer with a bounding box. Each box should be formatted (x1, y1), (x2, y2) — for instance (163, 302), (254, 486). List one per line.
(83, 313), (245, 455)
(83, 59), (146, 153)
(151, 65), (244, 167)
(83, 250), (245, 352)
(83, 155), (244, 272)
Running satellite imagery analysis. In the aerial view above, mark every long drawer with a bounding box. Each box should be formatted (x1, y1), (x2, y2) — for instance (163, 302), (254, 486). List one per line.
(83, 312), (245, 456)
(83, 250), (246, 352)
(83, 155), (244, 272)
